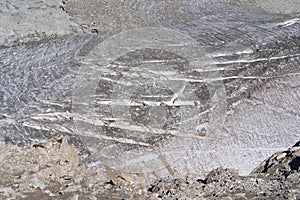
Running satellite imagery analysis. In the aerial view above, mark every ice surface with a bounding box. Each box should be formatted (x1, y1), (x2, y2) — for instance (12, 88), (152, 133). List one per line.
(0, 0), (299, 180)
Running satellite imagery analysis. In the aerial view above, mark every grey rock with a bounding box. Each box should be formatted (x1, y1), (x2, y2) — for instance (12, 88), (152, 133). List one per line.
(147, 142), (300, 199)
(0, 135), (299, 199)
(251, 141), (300, 175)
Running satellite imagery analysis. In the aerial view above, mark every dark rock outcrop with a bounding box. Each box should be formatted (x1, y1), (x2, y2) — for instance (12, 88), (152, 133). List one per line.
(147, 141), (300, 199)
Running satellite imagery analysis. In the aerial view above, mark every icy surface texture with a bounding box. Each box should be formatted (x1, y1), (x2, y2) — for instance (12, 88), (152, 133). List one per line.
(0, 0), (299, 180)
(0, 0), (80, 45)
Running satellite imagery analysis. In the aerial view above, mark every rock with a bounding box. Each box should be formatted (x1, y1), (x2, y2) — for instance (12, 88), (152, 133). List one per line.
(0, 136), (104, 198)
(30, 177), (46, 190)
(147, 141), (300, 199)
(0, 136), (299, 199)
(251, 141), (300, 176)
(205, 167), (239, 184)
(0, 187), (13, 197)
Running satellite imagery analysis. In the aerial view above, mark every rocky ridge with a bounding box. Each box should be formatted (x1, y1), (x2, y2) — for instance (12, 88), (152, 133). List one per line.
(0, 136), (298, 199)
